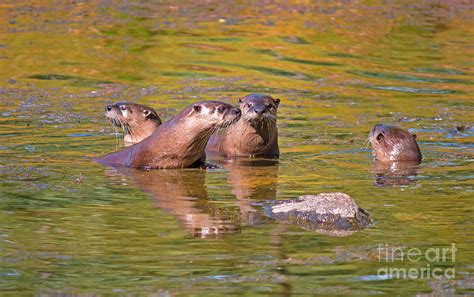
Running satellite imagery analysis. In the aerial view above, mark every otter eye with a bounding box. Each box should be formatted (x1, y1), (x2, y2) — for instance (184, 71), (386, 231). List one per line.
(217, 106), (225, 113)
(245, 103), (252, 108)
(120, 105), (127, 111)
(265, 103), (273, 109)
(376, 133), (384, 142)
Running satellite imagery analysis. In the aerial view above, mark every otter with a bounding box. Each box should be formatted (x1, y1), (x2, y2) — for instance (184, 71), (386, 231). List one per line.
(95, 101), (241, 169)
(105, 102), (162, 145)
(206, 94), (280, 158)
(369, 124), (422, 162)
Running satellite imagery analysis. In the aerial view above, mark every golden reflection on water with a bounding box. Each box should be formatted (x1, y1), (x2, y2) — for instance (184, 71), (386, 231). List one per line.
(0, 0), (473, 295)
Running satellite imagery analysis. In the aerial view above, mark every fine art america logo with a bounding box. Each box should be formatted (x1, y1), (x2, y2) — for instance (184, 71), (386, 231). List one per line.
(377, 244), (457, 280)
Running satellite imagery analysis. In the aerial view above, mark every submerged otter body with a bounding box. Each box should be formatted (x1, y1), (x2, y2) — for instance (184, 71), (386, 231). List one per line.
(369, 124), (422, 163)
(206, 94), (280, 158)
(95, 101), (241, 169)
(105, 102), (162, 145)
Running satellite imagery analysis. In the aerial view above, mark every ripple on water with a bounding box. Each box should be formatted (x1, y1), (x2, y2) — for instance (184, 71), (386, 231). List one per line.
(0, 270), (21, 277)
(280, 36), (311, 44)
(205, 61), (316, 80)
(412, 67), (467, 75)
(28, 74), (113, 86)
(282, 56), (342, 67)
(356, 274), (393, 281)
(207, 37), (243, 43)
(250, 48), (343, 67)
(422, 141), (474, 149)
(349, 70), (472, 84)
(67, 133), (94, 137)
(327, 52), (360, 59)
(250, 48), (279, 56)
(181, 43), (237, 52)
(204, 274), (238, 281)
(367, 85), (462, 94)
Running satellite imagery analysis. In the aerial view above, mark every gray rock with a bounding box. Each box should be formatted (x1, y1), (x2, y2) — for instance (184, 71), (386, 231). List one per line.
(265, 192), (372, 236)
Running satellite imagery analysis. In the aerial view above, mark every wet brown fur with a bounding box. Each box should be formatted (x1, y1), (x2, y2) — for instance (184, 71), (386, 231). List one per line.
(96, 101), (241, 169)
(369, 124), (422, 162)
(105, 102), (162, 145)
(207, 94), (280, 158)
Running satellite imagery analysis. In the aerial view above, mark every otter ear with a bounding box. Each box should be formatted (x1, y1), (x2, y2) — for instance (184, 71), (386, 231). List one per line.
(412, 134), (417, 139)
(274, 98), (280, 107)
(238, 98), (243, 103)
(193, 105), (201, 113)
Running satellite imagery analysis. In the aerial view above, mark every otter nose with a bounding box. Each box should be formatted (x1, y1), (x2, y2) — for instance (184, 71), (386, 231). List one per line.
(106, 105), (112, 112)
(253, 107), (265, 115)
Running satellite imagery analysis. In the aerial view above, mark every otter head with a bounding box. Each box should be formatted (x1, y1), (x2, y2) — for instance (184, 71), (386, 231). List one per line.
(183, 101), (241, 133)
(369, 124), (422, 163)
(238, 94), (280, 124)
(105, 102), (162, 130)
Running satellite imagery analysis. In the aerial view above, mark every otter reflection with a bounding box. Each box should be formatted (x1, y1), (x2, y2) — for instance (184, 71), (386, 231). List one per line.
(213, 156), (279, 226)
(372, 161), (421, 187)
(103, 156), (279, 237)
(110, 168), (241, 238)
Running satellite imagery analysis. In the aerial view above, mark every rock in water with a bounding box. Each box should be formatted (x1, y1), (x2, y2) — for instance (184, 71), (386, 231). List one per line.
(266, 192), (372, 236)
